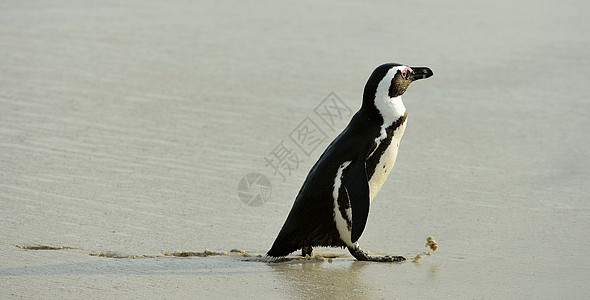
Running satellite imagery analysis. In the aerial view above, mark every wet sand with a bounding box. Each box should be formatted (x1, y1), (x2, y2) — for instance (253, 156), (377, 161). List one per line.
(1, 0), (589, 298)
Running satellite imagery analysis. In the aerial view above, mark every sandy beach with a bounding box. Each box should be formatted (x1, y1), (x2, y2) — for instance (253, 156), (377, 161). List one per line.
(1, 0), (589, 298)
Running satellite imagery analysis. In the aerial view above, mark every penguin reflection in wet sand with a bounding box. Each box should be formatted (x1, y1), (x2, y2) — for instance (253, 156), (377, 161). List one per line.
(267, 63), (434, 262)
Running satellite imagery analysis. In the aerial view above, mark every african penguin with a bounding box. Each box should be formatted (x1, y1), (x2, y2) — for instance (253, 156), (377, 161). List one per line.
(267, 63), (433, 262)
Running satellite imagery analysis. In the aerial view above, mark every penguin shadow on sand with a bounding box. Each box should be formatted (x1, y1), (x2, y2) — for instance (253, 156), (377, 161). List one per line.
(268, 256), (376, 298)
(266, 251), (439, 298)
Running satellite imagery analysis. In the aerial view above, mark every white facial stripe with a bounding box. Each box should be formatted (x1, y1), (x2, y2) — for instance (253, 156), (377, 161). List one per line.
(373, 66), (408, 125)
(375, 66), (406, 99)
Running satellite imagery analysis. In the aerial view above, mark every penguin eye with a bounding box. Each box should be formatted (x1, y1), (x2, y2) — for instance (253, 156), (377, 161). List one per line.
(399, 67), (413, 80)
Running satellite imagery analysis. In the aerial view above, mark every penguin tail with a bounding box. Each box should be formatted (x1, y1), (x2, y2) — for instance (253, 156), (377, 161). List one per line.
(266, 234), (299, 258)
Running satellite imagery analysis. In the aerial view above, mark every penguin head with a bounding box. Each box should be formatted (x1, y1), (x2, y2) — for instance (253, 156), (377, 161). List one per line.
(362, 63), (433, 109)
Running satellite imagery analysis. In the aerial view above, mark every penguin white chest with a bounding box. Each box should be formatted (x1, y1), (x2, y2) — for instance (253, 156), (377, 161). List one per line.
(368, 120), (407, 201)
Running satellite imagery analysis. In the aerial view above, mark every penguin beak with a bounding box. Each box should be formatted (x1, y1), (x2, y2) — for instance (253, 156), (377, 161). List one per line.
(408, 67), (434, 81)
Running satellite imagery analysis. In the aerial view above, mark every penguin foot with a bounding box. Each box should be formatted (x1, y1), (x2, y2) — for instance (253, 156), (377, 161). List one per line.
(348, 246), (405, 262)
(301, 246), (313, 257)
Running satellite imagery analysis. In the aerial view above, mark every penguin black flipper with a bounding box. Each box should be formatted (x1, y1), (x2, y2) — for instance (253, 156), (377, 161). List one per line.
(342, 156), (371, 243)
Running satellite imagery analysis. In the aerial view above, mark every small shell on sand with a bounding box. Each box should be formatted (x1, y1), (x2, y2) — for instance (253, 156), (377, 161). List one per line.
(425, 236), (438, 251)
